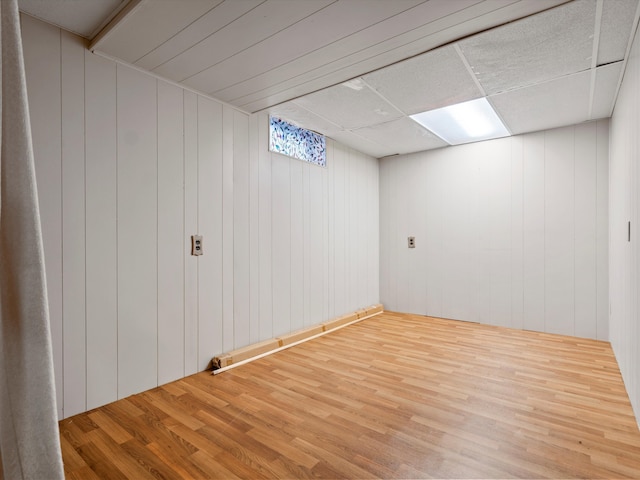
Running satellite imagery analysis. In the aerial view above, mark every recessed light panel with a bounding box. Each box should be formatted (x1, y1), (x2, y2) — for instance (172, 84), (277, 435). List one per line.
(410, 97), (510, 145)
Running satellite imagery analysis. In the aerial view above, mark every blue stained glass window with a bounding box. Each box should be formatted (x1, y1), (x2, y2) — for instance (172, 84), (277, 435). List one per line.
(269, 116), (326, 167)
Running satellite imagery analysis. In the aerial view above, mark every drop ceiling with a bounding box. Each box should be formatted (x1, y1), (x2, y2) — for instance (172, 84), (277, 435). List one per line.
(18, 0), (640, 158)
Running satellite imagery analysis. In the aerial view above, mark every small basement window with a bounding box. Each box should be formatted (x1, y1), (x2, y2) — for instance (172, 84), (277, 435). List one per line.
(269, 116), (326, 167)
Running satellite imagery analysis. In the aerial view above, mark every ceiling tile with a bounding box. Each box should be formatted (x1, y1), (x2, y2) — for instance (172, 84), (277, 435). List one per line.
(293, 81), (403, 130)
(458, 0), (595, 95)
(329, 130), (397, 159)
(202, 0), (571, 112)
(352, 117), (448, 155)
(362, 45), (483, 115)
(591, 61), (623, 119)
(597, 0), (639, 65)
(490, 70), (592, 135)
(268, 102), (343, 136)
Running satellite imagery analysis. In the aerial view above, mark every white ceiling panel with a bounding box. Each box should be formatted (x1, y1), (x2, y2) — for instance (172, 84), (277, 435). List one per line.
(294, 80), (403, 130)
(19, 0), (126, 39)
(329, 130), (397, 158)
(232, 0), (571, 112)
(181, 0), (426, 95)
(82, 0), (569, 114)
(591, 61), (623, 118)
(152, 0), (335, 82)
(490, 70), (592, 135)
(205, 0), (488, 101)
(352, 117), (448, 155)
(132, 1), (262, 71)
(268, 102), (343, 136)
(91, 0), (221, 64)
(597, 0), (640, 65)
(458, 0), (595, 95)
(362, 44), (483, 115)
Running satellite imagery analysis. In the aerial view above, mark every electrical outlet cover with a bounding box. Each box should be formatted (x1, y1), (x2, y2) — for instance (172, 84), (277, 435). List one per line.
(192, 235), (203, 256)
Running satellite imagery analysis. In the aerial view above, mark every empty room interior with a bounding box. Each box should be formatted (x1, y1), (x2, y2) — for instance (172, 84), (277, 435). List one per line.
(10, 0), (640, 477)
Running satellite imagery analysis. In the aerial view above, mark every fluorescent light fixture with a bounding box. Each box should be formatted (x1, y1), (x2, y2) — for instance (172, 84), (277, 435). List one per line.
(410, 97), (510, 145)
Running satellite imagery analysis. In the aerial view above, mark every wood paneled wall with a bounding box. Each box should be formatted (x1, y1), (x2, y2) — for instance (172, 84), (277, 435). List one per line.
(380, 122), (609, 340)
(21, 15), (379, 419)
(610, 20), (640, 428)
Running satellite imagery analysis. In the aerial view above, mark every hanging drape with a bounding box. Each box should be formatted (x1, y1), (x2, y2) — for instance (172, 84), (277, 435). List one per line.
(0, 0), (64, 478)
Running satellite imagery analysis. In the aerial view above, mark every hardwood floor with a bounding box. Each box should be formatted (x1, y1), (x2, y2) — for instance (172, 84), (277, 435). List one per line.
(60, 312), (640, 479)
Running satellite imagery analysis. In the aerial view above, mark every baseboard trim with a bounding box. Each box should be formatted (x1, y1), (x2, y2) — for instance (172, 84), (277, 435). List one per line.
(211, 304), (384, 375)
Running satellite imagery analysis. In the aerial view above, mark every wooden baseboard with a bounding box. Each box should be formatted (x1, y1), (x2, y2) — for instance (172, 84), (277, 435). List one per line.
(211, 304), (383, 372)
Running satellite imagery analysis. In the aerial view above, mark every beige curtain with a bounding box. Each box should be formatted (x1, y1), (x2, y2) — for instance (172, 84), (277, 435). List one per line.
(0, 0), (64, 478)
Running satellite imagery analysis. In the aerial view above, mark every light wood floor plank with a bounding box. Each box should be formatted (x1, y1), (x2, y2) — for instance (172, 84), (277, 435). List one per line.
(60, 312), (640, 478)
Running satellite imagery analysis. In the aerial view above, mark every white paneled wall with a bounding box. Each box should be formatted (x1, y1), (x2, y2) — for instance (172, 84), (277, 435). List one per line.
(21, 15), (379, 419)
(610, 21), (640, 427)
(380, 122), (609, 339)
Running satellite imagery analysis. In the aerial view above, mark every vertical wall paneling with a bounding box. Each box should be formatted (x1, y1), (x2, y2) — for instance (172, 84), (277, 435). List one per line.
(491, 139), (513, 327)
(333, 143), (347, 316)
(631, 83), (638, 412)
(233, 110), (250, 349)
(327, 140), (336, 319)
(183, 91), (199, 375)
(321, 146), (330, 325)
(478, 139), (512, 327)
(355, 152), (363, 309)
(378, 154), (394, 310)
(157, 81), (185, 385)
(596, 120), (609, 341)
(361, 153), (368, 306)
(476, 143), (493, 325)
(303, 163), (311, 327)
(379, 123), (608, 340)
(258, 114), (273, 341)
(632, 66), (638, 410)
(441, 146), (480, 322)
(610, 108), (629, 373)
(308, 164), (323, 325)
(424, 152), (443, 317)
(510, 136), (525, 330)
(344, 149), (353, 312)
(271, 152), (292, 337)
(197, 97), (223, 369)
(60, 30), (86, 417)
(522, 131), (546, 333)
(84, 51), (118, 410)
(574, 122), (598, 339)
(544, 127), (575, 336)
(290, 158), (304, 332)
(405, 154), (428, 315)
(609, 20), (639, 424)
(248, 113), (261, 344)
(24, 19), (380, 418)
(368, 154), (380, 311)
(116, 66), (158, 398)
(222, 106), (235, 352)
(392, 153), (407, 312)
(21, 15), (63, 417)
(356, 154), (367, 308)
